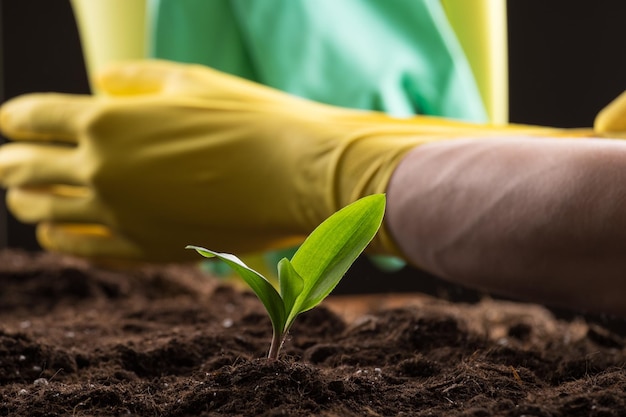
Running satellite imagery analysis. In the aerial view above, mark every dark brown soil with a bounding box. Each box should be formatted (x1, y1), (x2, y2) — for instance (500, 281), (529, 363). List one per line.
(1, 249), (625, 416)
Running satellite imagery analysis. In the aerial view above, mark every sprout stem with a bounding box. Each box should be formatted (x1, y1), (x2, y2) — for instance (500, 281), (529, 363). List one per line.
(267, 329), (284, 360)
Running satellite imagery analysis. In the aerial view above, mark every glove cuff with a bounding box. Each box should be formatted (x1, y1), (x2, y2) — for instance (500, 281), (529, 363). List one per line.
(309, 109), (581, 257)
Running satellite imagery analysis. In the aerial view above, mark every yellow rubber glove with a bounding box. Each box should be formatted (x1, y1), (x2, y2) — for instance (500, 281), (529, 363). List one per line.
(0, 60), (574, 262)
(595, 90), (626, 138)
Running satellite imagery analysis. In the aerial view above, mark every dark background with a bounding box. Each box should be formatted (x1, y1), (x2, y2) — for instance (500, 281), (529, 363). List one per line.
(1, 1), (625, 297)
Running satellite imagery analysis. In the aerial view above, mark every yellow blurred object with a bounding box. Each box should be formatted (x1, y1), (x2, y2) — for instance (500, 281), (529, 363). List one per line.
(594, 90), (626, 138)
(70, 0), (148, 91)
(0, 61), (569, 263)
(442, 0), (509, 124)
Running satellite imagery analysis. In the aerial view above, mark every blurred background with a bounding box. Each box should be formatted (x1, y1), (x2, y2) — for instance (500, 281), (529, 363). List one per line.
(1, 0), (625, 298)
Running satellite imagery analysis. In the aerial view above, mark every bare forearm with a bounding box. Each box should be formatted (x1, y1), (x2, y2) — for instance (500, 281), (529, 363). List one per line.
(386, 137), (626, 316)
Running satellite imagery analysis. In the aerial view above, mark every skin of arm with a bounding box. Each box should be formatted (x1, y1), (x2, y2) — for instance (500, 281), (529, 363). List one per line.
(386, 136), (626, 317)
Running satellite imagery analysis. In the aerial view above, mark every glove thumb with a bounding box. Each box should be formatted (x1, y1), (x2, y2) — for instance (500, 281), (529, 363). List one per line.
(595, 90), (626, 137)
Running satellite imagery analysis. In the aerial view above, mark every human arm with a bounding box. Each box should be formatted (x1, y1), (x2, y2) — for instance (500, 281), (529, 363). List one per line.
(0, 60), (554, 261)
(387, 136), (626, 317)
(1, 60), (624, 317)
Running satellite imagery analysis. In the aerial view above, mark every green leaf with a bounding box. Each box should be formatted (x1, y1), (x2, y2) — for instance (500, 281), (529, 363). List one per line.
(288, 194), (386, 324)
(186, 245), (285, 332)
(277, 258), (304, 326)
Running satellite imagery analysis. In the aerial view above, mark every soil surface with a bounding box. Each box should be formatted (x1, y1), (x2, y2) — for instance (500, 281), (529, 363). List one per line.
(1, 249), (625, 416)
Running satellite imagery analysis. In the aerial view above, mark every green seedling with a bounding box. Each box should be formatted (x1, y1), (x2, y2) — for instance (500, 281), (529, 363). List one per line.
(187, 194), (386, 360)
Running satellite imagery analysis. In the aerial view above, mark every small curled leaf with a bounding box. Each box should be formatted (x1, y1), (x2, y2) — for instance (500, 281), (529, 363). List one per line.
(185, 245), (285, 333)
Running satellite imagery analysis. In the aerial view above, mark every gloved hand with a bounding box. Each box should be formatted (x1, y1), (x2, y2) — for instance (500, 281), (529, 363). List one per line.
(0, 60), (575, 262)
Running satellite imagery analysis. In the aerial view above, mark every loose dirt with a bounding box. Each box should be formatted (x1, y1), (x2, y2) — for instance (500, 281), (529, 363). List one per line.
(1, 249), (625, 416)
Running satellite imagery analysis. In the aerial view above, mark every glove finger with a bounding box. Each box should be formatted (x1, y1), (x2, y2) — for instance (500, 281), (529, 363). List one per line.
(36, 222), (144, 261)
(0, 93), (94, 143)
(0, 143), (84, 188)
(595, 90), (626, 136)
(6, 186), (109, 225)
(95, 60), (189, 96)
